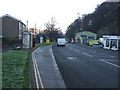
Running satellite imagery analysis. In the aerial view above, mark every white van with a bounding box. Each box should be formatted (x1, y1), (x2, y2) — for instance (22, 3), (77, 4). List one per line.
(57, 38), (66, 46)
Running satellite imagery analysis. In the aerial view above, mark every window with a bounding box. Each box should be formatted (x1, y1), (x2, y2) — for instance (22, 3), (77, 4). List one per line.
(106, 39), (109, 47)
(23, 25), (26, 31)
(19, 22), (22, 30)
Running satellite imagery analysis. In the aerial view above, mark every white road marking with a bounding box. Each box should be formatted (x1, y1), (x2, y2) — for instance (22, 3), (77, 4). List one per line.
(67, 45), (80, 53)
(69, 47), (73, 50)
(50, 46), (66, 88)
(32, 47), (44, 89)
(66, 45), (71, 49)
(50, 47), (60, 70)
(100, 53), (116, 58)
(91, 50), (96, 53)
(99, 59), (118, 61)
(51, 49), (60, 69)
(74, 49), (79, 52)
(73, 45), (95, 52)
(110, 56), (115, 58)
(99, 59), (120, 68)
(83, 52), (92, 57)
(67, 57), (77, 60)
(100, 53), (107, 56)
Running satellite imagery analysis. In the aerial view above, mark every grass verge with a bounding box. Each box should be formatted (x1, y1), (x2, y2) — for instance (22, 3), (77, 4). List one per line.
(35, 42), (56, 48)
(2, 42), (56, 88)
(2, 50), (29, 88)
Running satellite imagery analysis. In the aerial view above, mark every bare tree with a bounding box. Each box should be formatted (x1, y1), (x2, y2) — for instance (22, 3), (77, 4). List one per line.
(44, 17), (63, 42)
(44, 17), (56, 31)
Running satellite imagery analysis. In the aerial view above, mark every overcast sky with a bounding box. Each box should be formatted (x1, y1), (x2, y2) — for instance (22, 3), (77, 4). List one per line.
(0, 0), (107, 33)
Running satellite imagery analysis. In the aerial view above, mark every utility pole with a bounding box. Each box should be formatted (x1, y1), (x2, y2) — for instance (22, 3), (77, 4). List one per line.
(34, 23), (36, 35)
(26, 20), (28, 31)
(39, 26), (41, 34)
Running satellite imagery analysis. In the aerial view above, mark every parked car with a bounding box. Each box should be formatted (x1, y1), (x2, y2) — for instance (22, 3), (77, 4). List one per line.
(93, 41), (99, 45)
(57, 38), (66, 46)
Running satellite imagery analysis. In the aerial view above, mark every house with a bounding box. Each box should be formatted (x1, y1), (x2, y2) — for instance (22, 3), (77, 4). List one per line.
(0, 17), (2, 38)
(0, 14), (26, 50)
(0, 14), (26, 40)
(75, 31), (97, 44)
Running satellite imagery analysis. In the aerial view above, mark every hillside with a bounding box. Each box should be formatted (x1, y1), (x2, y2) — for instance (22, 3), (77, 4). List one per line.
(66, 2), (119, 38)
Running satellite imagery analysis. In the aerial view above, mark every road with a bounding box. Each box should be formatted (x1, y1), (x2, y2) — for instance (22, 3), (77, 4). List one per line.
(52, 43), (120, 88)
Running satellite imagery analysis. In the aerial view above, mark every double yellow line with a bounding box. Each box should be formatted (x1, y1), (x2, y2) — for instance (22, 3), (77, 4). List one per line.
(32, 47), (44, 90)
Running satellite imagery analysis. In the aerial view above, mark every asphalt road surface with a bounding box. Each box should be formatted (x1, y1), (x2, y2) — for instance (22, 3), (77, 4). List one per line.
(52, 43), (120, 88)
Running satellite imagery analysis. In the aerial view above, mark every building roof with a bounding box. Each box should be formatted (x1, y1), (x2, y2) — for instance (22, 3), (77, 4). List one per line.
(76, 31), (97, 35)
(103, 35), (120, 39)
(0, 14), (26, 25)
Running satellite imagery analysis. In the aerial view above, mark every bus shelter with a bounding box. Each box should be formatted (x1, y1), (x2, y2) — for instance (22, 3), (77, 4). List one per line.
(22, 31), (34, 49)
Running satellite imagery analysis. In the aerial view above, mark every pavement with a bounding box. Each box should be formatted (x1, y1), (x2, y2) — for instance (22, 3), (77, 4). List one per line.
(52, 43), (120, 88)
(31, 45), (66, 89)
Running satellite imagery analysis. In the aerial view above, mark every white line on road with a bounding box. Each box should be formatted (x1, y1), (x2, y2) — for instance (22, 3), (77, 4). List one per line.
(83, 52), (92, 57)
(74, 49), (80, 52)
(75, 45), (96, 52)
(69, 47), (73, 50)
(67, 45), (80, 53)
(50, 47), (60, 70)
(99, 59), (120, 68)
(100, 53), (107, 56)
(50, 46), (66, 88)
(110, 56), (115, 58)
(67, 57), (77, 60)
(91, 50), (96, 53)
(100, 53), (116, 58)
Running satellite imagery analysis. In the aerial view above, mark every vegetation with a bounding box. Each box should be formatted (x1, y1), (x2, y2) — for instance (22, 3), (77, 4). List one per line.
(2, 41), (56, 88)
(2, 50), (29, 88)
(43, 17), (64, 42)
(66, 2), (119, 39)
(35, 42), (56, 48)
(84, 2), (119, 37)
(66, 18), (82, 40)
